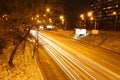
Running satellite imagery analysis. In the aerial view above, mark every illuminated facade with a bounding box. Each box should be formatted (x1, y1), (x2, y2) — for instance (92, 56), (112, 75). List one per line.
(90, 0), (120, 31)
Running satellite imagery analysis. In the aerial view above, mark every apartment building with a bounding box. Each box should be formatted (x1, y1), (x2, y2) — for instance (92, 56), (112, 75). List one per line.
(90, 0), (120, 31)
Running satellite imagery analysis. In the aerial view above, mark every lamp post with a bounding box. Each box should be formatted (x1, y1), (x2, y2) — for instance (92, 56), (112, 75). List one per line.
(80, 12), (94, 29)
(60, 15), (65, 29)
(80, 14), (86, 28)
(88, 11), (97, 29)
(113, 11), (118, 31)
(90, 17), (94, 29)
(87, 11), (99, 34)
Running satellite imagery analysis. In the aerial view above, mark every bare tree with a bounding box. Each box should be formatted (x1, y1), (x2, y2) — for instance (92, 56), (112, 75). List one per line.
(0, 0), (64, 66)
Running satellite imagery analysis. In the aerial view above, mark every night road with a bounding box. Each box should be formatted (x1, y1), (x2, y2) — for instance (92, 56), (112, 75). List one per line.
(30, 30), (120, 80)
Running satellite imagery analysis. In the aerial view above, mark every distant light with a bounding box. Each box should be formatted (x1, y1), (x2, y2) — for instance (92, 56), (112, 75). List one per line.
(43, 14), (46, 17)
(113, 11), (117, 15)
(88, 12), (92, 17)
(90, 17), (94, 20)
(47, 25), (53, 29)
(39, 26), (44, 30)
(80, 14), (84, 18)
(37, 20), (41, 23)
(82, 17), (85, 20)
(36, 15), (39, 18)
(60, 15), (64, 20)
(31, 17), (34, 20)
(49, 18), (52, 23)
(46, 8), (50, 12)
(116, 5), (118, 7)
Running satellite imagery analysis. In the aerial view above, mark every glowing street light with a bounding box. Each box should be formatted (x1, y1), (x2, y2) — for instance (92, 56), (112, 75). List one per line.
(80, 14), (86, 27)
(80, 14), (85, 20)
(90, 17), (94, 21)
(80, 14), (84, 18)
(60, 15), (65, 24)
(37, 20), (41, 24)
(113, 11), (117, 15)
(88, 11), (93, 17)
(112, 11), (118, 31)
(60, 15), (64, 20)
(43, 14), (46, 17)
(59, 15), (65, 29)
(31, 17), (34, 20)
(87, 11), (97, 30)
(46, 8), (50, 12)
(36, 15), (39, 18)
(49, 18), (52, 23)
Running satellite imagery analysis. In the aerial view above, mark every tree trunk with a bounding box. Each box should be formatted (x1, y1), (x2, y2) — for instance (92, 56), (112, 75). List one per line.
(8, 28), (30, 67)
(8, 42), (20, 67)
(22, 40), (26, 54)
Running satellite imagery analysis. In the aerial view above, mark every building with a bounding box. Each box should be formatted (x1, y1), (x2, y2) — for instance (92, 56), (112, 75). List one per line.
(90, 0), (120, 31)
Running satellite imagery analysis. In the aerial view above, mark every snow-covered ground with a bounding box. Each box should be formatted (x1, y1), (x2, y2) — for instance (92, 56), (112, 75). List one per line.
(79, 31), (120, 53)
(53, 30), (120, 53)
(0, 42), (42, 80)
(0, 30), (119, 80)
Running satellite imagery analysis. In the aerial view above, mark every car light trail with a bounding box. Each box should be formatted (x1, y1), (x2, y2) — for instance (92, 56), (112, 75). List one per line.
(30, 30), (120, 80)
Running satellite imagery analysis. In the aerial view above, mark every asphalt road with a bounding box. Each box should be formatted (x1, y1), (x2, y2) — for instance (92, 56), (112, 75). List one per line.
(30, 30), (120, 80)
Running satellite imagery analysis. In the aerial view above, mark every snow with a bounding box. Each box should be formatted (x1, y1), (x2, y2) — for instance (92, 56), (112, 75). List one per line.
(79, 31), (120, 53)
(0, 42), (42, 80)
(0, 30), (120, 80)
(53, 30), (120, 53)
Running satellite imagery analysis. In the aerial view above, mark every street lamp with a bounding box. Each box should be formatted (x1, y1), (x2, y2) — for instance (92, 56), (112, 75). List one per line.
(88, 11), (97, 30)
(112, 11), (118, 31)
(90, 17), (94, 29)
(90, 17), (94, 21)
(59, 15), (65, 29)
(80, 11), (98, 34)
(31, 17), (34, 20)
(62, 19), (65, 24)
(60, 15), (64, 20)
(36, 15), (39, 18)
(37, 20), (41, 24)
(60, 15), (64, 24)
(88, 12), (92, 17)
(49, 18), (52, 24)
(80, 14), (85, 28)
(46, 8), (50, 13)
(80, 12), (93, 28)
(113, 11), (117, 15)
(80, 14), (84, 20)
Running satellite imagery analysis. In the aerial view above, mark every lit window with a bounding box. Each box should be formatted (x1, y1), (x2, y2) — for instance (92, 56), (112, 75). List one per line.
(103, 8), (106, 10)
(116, 5), (118, 7)
(108, 6), (111, 9)
(91, 4), (94, 7)
(105, 11), (108, 13)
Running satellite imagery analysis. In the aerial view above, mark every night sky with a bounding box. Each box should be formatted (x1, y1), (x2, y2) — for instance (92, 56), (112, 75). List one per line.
(64, 0), (90, 20)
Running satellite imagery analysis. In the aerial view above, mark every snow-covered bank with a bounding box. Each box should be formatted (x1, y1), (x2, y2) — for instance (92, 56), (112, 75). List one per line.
(54, 30), (120, 53)
(79, 31), (120, 53)
(0, 42), (42, 80)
